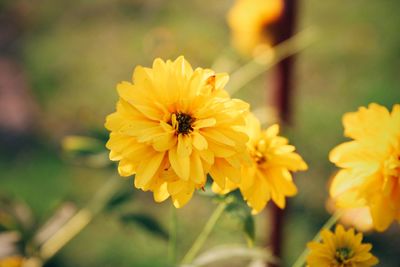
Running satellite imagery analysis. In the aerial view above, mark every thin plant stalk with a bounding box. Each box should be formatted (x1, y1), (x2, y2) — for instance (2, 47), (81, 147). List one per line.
(180, 201), (228, 265)
(228, 28), (315, 96)
(168, 205), (178, 265)
(40, 176), (122, 261)
(291, 212), (342, 267)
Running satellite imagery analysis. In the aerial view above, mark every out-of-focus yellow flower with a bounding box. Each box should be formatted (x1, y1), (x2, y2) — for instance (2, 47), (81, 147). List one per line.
(326, 197), (374, 233)
(227, 0), (284, 56)
(329, 103), (400, 231)
(213, 113), (307, 213)
(105, 56), (250, 208)
(0, 256), (23, 267)
(307, 225), (378, 267)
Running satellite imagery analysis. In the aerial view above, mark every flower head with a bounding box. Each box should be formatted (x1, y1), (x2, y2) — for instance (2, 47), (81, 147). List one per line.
(329, 103), (400, 231)
(227, 0), (284, 56)
(213, 113), (307, 213)
(105, 56), (249, 208)
(307, 224), (378, 267)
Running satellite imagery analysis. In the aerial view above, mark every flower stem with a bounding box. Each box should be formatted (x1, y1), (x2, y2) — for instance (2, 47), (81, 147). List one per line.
(180, 201), (228, 265)
(168, 205), (178, 265)
(39, 176), (122, 261)
(291, 212), (342, 267)
(228, 28), (316, 96)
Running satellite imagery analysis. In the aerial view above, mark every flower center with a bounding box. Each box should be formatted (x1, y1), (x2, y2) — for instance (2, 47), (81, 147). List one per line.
(335, 247), (353, 263)
(171, 113), (193, 135)
(252, 139), (268, 165)
(253, 151), (266, 164)
(383, 152), (400, 180)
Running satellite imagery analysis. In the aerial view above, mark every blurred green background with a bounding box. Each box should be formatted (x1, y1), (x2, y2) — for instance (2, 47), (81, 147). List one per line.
(1, 0), (399, 266)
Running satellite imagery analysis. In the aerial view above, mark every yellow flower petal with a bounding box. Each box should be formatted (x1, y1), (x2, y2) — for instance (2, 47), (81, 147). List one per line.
(172, 184), (195, 208)
(153, 182), (170, 202)
(169, 146), (190, 181)
(190, 151), (205, 184)
(134, 152), (165, 189)
(192, 132), (208, 150)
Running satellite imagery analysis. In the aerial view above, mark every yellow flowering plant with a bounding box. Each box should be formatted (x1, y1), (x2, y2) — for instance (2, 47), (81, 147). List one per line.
(17, 63), (392, 267)
(101, 53), (394, 266)
(2, 1), (398, 266)
(307, 225), (378, 267)
(105, 56), (250, 208)
(227, 0), (284, 56)
(212, 113), (307, 214)
(329, 103), (400, 231)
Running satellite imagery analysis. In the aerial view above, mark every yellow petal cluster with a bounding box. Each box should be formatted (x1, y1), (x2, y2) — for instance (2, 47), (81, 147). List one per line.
(105, 56), (250, 208)
(329, 103), (400, 231)
(307, 225), (378, 267)
(227, 0), (284, 56)
(213, 113), (307, 213)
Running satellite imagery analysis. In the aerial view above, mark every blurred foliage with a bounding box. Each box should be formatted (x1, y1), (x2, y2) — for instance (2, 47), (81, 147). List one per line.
(120, 213), (169, 240)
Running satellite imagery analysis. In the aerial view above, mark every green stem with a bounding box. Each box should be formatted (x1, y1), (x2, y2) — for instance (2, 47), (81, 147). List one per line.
(228, 28), (316, 96)
(291, 212), (342, 267)
(39, 176), (122, 262)
(168, 205), (178, 265)
(180, 201), (228, 265)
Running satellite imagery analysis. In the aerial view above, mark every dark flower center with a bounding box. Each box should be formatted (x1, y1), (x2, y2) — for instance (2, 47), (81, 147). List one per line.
(252, 139), (268, 165)
(172, 113), (193, 135)
(335, 247), (353, 263)
(254, 151), (266, 164)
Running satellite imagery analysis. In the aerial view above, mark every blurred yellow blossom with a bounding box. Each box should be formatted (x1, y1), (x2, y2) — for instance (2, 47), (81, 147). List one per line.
(227, 0), (284, 56)
(329, 103), (400, 231)
(105, 56), (250, 208)
(307, 224), (378, 267)
(0, 257), (23, 267)
(213, 113), (307, 213)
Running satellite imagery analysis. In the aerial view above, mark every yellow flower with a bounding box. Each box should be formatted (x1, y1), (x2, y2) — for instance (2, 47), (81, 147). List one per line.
(105, 56), (250, 208)
(307, 225), (378, 267)
(227, 0), (284, 56)
(0, 257), (23, 267)
(213, 113), (307, 213)
(329, 103), (400, 231)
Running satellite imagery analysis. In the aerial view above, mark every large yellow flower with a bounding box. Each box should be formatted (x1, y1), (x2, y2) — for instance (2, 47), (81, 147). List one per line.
(329, 103), (400, 231)
(307, 225), (378, 267)
(213, 113), (307, 213)
(105, 56), (250, 208)
(227, 0), (284, 56)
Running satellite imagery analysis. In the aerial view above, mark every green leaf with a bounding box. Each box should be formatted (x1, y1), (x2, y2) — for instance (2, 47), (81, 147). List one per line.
(120, 213), (168, 240)
(106, 190), (134, 211)
(243, 214), (255, 247)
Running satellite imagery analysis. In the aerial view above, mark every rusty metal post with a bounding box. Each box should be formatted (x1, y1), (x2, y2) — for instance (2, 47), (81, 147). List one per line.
(268, 0), (298, 266)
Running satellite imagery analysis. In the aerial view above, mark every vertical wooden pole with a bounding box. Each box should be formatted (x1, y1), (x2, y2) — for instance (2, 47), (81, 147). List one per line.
(273, 0), (297, 124)
(268, 0), (298, 266)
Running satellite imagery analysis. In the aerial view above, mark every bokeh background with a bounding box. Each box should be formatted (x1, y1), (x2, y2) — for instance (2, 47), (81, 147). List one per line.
(1, 0), (400, 266)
